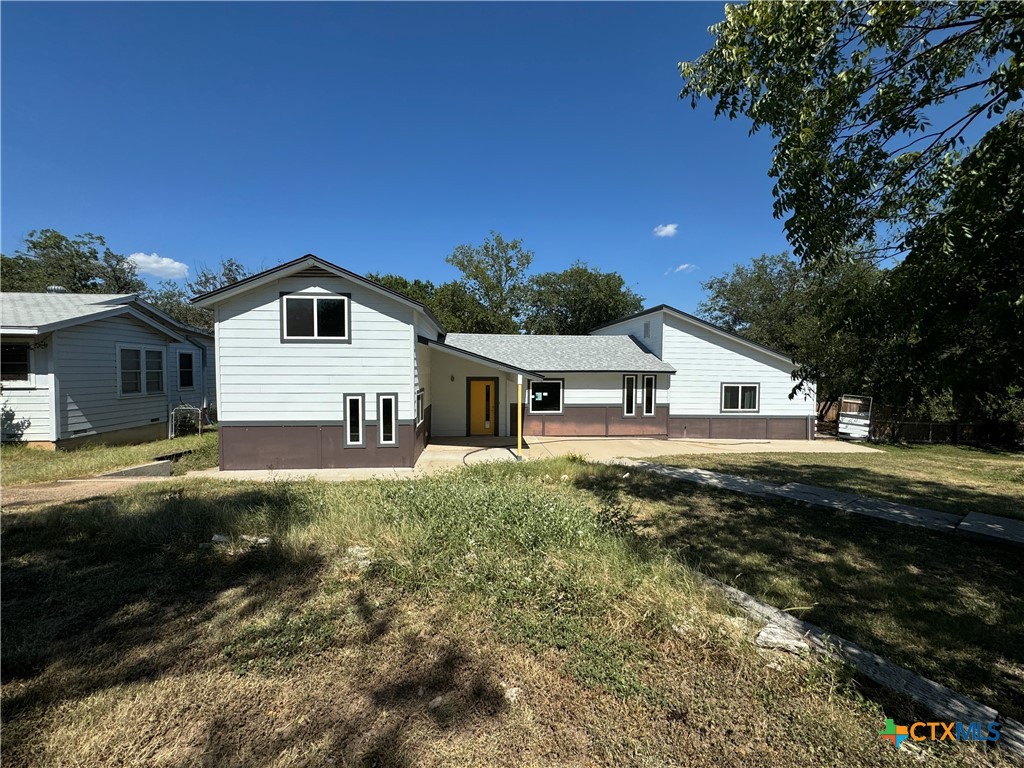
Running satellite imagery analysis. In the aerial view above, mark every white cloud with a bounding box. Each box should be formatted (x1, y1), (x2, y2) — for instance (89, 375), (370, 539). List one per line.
(664, 263), (697, 276)
(129, 252), (189, 279)
(652, 223), (678, 238)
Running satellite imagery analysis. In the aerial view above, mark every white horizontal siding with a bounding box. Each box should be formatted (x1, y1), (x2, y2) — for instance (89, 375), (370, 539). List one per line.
(216, 276), (415, 423)
(555, 372), (668, 407)
(662, 315), (814, 416)
(55, 316), (173, 438)
(591, 313), (663, 357)
(1, 339), (53, 441)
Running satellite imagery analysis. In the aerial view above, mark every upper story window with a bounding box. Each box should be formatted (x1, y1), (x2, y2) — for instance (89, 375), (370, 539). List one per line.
(722, 383), (759, 412)
(1, 343), (32, 385)
(119, 345), (164, 397)
(643, 321), (651, 339)
(282, 294), (349, 341)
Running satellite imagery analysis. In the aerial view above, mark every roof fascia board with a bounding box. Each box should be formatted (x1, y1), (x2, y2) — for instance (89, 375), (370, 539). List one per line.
(591, 304), (793, 365)
(190, 254), (447, 334)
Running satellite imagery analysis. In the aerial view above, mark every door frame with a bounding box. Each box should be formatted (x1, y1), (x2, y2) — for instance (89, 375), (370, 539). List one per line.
(465, 376), (500, 436)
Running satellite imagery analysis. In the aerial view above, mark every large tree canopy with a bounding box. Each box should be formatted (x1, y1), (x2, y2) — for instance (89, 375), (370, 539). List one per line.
(1, 230), (146, 294)
(445, 230), (533, 332)
(145, 259), (250, 332)
(524, 262), (644, 335)
(680, 1), (1023, 265)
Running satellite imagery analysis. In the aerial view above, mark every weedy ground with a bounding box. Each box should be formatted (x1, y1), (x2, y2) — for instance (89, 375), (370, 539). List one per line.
(2, 457), (1015, 767)
(0, 428), (219, 485)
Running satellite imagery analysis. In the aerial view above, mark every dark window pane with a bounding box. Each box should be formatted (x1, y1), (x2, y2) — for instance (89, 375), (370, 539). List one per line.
(723, 386), (739, 410)
(531, 382), (562, 413)
(381, 397), (394, 443)
(741, 386), (758, 410)
(286, 298), (315, 337)
(1, 344), (30, 381)
(347, 398), (361, 443)
(317, 298), (346, 337)
(624, 377), (635, 415)
(644, 376), (655, 415)
(178, 353), (194, 388)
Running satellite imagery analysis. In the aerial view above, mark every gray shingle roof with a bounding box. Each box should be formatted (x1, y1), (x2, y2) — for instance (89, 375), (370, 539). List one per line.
(1, 293), (135, 330)
(444, 333), (675, 373)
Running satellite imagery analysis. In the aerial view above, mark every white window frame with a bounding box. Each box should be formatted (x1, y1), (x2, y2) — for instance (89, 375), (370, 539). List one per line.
(117, 344), (165, 398)
(721, 383), (760, 413)
(177, 351), (195, 390)
(377, 393), (398, 447)
(528, 380), (563, 415)
(281, 293), (350, 341)
(642, 374), (656, 417)
(416, 388), (425, 427)
(0, 342), (35, 389)
(622, 374), (637, 417)
(344, 393), (365, 447)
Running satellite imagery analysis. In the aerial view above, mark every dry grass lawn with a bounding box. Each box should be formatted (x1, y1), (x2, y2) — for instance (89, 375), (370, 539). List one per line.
(2, 464), (1011, 767)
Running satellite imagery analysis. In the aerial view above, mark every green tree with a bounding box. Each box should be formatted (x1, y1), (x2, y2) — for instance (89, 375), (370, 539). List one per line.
(679, 1), (1024, 265)
(145, 258), (250, 331)
(445, 230), (533, 332)
(368, 272), (511, 333)
(524, 262), (644, 335)
(1, 230), (146, 294)
(698, 252), (883, 417)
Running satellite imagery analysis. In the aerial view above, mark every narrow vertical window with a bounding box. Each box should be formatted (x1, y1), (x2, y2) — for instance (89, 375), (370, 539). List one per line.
(120, 348), (142, 395)
(642, 375), (656, 416)
(345, 395), (364, 446)
(178, 352), (195, 389)
(145, 350), (165, 393)
(416, 390), (425, 425)
(623, 375), (636, 417)
(643, 321), (651, 339)
(378, 394), (397, 446)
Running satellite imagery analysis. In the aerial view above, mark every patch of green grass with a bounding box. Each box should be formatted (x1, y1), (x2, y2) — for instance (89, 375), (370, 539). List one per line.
(5, 463), (984, 766)
(652, 443), (1024, 520)
(575, 463), (1024, 723)
(0, 429), (219, 485)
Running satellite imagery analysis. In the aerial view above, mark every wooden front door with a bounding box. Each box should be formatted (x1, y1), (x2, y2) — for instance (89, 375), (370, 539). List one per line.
(467, 378), (498, 436)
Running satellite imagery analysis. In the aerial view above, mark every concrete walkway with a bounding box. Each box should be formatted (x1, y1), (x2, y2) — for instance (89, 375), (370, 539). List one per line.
(189, 435), (879, 482)
(617, 460), (1024, 548)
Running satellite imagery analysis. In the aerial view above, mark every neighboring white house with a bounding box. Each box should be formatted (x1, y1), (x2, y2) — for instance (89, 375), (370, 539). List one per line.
(192, 255), (816, 471)
(1, 292), (215, 448)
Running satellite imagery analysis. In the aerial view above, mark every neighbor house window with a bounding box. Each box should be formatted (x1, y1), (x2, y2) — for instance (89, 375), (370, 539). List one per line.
(416, 389), (425, 426)
(378, 394), (397, 446)
(643, 321), (651, 339)
(282, 294), (349, 340)
(178, 352), (194, 389)
(529, 380), (563, 414)
(623, 375), (636, 417)
(722, 383), (759, 412)
(118, 346), (164, 396)
(1, 343), (31, 384)
(345, 394), (364, 446)
(642, 375), (656, 416)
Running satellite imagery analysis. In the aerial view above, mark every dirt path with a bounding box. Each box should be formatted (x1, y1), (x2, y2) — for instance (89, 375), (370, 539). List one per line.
(2, 477), (176, 509)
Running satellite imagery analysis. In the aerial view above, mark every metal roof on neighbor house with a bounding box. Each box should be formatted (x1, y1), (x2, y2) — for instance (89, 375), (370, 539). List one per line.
(1, 293), (137, 330)
(443, 333), (675, 373)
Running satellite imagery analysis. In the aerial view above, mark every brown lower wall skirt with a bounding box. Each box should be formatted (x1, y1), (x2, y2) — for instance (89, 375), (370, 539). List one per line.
(221, 424), (416, 470)
(668, 416), (813, 440)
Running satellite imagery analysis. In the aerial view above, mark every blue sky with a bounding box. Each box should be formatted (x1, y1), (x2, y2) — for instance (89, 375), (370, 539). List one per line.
(2, 2), (789, 311)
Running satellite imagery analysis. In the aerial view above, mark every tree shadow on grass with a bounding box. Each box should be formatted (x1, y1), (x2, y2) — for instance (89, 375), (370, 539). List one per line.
(651, 451), (1024, 521)
(576, 467), (1024, 722)
(1, 483), (506, 766)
